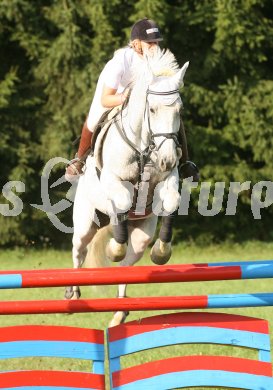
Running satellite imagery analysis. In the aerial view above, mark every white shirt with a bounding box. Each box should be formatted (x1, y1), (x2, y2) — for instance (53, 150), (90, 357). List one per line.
(87, 47), (143, 132)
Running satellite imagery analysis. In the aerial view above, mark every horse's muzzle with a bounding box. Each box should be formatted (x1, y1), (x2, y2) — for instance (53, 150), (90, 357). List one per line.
(159, 156), (176, 172)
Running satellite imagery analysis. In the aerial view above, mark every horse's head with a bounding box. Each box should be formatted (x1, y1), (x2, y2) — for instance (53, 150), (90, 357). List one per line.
(144, 49), (189, 172)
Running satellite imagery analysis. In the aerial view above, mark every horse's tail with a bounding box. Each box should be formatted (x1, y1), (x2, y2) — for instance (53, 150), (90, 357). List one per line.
(84, 224), (113, 295)
(84, 225), (112, 296)
(85, 224), (112, 268)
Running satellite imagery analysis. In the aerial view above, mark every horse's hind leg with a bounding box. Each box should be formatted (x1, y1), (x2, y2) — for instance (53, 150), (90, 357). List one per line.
(109, 215), (158, 327)
(109, 283), (130, 326)
(65, 223), (98, 300)
(65, 170), (102, 299)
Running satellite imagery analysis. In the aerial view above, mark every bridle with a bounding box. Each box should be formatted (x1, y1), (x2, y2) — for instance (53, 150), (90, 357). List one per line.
(145, 88), (181, 150)
(117, 87), (181, 181)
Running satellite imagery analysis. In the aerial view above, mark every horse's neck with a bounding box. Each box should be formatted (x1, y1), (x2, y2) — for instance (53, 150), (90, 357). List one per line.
(125, 83), (148, 147)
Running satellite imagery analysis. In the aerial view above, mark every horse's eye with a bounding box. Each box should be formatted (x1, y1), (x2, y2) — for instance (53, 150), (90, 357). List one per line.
(150, 108), (155, 114)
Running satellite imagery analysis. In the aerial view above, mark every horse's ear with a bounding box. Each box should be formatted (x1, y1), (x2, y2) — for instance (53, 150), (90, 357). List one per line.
(172, 61), (189, 88)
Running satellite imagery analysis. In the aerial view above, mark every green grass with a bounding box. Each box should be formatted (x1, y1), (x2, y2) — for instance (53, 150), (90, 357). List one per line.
(0, 242), (273, 389)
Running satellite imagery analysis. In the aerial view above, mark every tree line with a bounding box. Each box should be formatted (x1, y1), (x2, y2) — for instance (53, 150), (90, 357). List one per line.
(0, 0), (273, 247)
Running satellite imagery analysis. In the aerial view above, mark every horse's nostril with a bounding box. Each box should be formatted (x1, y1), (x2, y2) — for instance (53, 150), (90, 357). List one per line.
(160, 158), (175, 172)
(160, 159), (166, 171)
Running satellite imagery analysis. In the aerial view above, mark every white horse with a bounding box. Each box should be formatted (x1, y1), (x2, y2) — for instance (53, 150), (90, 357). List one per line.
(66, 47), (189, 326)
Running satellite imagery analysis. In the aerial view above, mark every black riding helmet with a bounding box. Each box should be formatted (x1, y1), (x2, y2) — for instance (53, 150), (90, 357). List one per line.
(130, 18), (163, 42)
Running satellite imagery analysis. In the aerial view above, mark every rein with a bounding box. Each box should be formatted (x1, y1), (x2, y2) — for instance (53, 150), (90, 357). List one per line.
(116, 88), (181, 183)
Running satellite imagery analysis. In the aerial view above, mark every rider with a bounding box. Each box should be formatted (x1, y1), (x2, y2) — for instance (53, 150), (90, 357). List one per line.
(65, 17), (199, 182)
(65, 17), (162, 181)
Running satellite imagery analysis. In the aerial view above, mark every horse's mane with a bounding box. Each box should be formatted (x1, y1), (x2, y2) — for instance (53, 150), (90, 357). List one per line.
(130, 47), (180, 87)
(146, 47), (180, 77)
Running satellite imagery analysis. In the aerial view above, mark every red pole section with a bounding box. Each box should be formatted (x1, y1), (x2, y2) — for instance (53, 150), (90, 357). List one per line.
(0, 264), (242, 288)
(1, 293), (273, 314)
(0, 296), (209, 314)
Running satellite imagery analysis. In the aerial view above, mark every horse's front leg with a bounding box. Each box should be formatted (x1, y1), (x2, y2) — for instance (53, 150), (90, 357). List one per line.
(102, 172), (134, 262)
(161, 167), (180, 213)
(151, 168), (180, 265)
(109, 215), (158, 327)
(150, 213), (176, 265)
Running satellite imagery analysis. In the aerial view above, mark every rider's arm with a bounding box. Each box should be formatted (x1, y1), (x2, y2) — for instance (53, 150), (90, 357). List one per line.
(101, 49), (130, 108)
(101, 85), (126, 108)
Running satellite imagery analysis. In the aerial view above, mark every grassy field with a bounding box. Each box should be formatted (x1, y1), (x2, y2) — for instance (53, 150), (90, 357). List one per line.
(0, 241), (273, 389)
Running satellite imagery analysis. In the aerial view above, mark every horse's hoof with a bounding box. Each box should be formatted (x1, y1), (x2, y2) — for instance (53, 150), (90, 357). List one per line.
(150, 238), (172, 265)
(106, 238), (127, 262)
(64, 286), (81, 300)
(109, 311), (129, 327)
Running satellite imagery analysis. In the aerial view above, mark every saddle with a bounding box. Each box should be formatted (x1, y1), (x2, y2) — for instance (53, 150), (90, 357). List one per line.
(90, 107), (120, 151)
(92, 105), (122, 171)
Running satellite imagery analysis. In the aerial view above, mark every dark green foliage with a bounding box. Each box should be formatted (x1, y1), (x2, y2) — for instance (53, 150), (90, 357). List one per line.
(0, 0), (272, 246)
